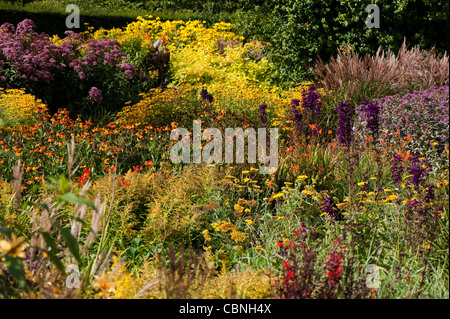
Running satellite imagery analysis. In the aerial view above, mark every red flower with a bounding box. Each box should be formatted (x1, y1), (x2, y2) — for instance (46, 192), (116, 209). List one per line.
(104, 165), (116, 174)
(145, 160), (154, 167)
(283, 261), (291, 269)
(133, 165), (143, 173)
(120, 178), (131, 188)
(77, 175), (86, 185)
(276, 241), (283, 248)
(77, 168), (91, 185)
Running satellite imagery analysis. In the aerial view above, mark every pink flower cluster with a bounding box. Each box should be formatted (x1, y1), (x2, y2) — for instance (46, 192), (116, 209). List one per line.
(0, 19), (137, 83)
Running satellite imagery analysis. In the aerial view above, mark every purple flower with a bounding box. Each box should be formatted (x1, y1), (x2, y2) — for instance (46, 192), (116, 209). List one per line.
(353, 85), (449, 159)
(291, 99), (300, 108)
(200, 88), (213, 104)
(337, 100), (353, 147)
(423, 184), (435, 203)
(302, 86), (322, 121)
(120, 62), (137, 78)
(259, 104), (268, 127)
(88, 87), (103, 103)
(322, 196), (343, 221)
(365, 100), (380, 140)
(408, 155), (431, 189)
(391, 154), (404, 184)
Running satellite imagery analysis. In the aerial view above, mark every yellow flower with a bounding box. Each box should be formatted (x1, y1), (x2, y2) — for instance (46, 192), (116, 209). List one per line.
(272, 192), (284, 199)
(384, 195), (397, 202)
(245, 219), (255, 225)
(234, 204), (244, 213)
(0, 233), (29, 259)
(203, 229), (211, 241)
(357, 182), (367, 186)
(230, 229), (247, 242)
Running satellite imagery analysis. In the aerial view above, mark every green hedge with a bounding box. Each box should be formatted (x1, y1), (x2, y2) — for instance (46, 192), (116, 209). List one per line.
(0, 9), (138, 37)
(1, 0), (448, 87)
(0, 2), (239, 37)
(232, 0), (449, 86)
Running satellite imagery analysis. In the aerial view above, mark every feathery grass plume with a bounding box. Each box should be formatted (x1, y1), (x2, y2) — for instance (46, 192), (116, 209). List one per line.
(134, 279), (160, 298)
(66, 134), (86, 183)
(70, 179), (91, 240)
(315, 42), (449, 107)
(12, 160), (23, 210)
(84, 193), (106, 249)
(397, 41), (449, 91)
(157, 244), (216, 299)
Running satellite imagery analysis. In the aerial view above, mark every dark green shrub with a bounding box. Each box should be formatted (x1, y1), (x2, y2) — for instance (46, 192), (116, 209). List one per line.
(237, 0), (449, 87)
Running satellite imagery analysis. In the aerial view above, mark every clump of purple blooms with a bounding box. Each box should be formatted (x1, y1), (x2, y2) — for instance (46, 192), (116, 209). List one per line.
(200, 88), (214, 104)
(355, 85), (449, 162)
(390, 154), (404, 184)
(287, 86), (323, 139)
(88, 87), (103, 103)
(360, 98), (381, 141)
(336, 100), (353, 147)
(322, 196), (343, 221)
(302, 85), (322, 122)
(0, 20), (136, 83)
(259, 104), (268, 127)
(408, 155), (432, 190)
(0, 19), (61, 82)
(0, 19), (140, 115)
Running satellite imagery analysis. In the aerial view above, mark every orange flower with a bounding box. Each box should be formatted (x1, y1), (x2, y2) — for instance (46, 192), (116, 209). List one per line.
(120, 178), (131, 188)
(133, 165), (143, 173)
(104, 165), (116, 174)
(145, 160), (154, 167)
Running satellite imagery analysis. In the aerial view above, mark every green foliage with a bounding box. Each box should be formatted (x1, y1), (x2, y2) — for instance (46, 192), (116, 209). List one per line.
(242, 0), (449, 86)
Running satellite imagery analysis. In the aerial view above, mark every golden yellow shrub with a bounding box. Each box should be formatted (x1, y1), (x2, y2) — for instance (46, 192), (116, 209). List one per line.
(0, 88), (48, 127)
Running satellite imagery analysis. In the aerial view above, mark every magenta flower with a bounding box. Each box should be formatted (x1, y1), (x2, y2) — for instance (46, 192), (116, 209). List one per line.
(88, 87), (103, 103)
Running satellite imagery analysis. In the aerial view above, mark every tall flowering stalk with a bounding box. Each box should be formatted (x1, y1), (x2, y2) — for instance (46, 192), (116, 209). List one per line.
(360, 98), (383, 199)
(290, 99), (302, 135)
(336, 100), (356, 203)
(391, 154), (404, 185)
(364, 99), (380, 142)
(302, 85), (322, 122)
(258, 104), (268, 127)
(336, 100), (353, 147)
